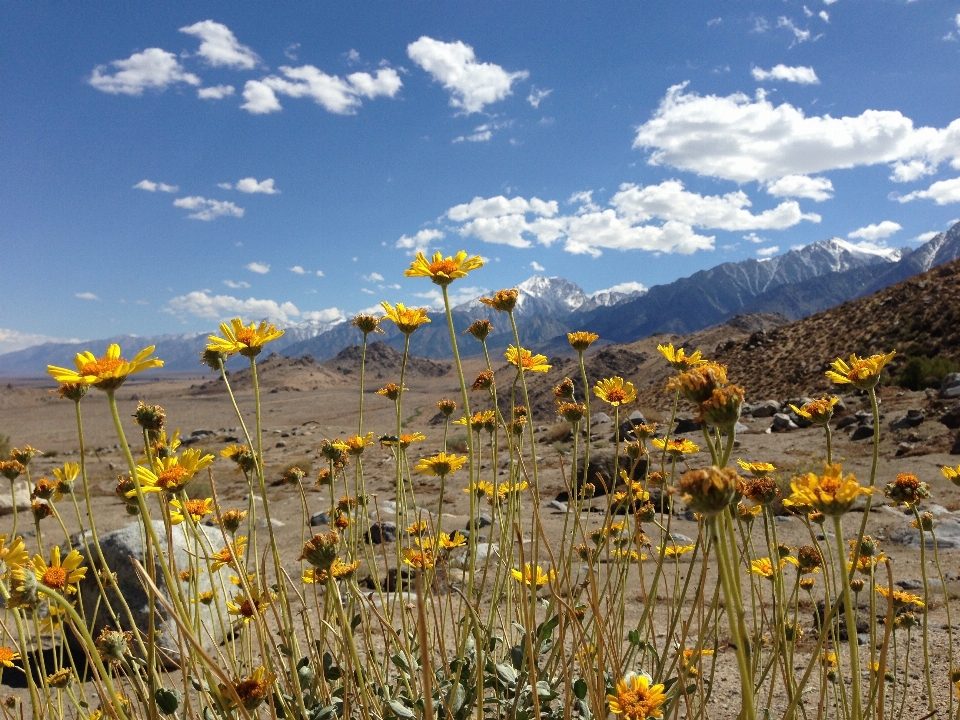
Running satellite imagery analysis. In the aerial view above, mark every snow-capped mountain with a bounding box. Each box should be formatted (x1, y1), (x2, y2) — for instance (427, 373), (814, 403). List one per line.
(453, 275), (647, 318)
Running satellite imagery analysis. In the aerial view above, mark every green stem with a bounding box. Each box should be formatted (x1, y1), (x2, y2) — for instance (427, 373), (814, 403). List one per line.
(833, 516), (863, 720)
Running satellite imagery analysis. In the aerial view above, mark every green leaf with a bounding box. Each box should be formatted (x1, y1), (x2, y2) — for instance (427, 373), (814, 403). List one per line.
(154, 688), (181, 715)
(573, 678), (588, 700)
(495, 663), (519, 685)
(278, 643), (293, 658)
(628, 630), (641, 646)
(388, 699), (417, 718)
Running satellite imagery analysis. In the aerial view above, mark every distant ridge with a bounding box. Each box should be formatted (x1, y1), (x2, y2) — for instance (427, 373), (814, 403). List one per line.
(2, 225), (958, 376)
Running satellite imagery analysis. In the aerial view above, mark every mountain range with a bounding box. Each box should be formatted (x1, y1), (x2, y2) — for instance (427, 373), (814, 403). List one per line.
(2, 224), (959, 376)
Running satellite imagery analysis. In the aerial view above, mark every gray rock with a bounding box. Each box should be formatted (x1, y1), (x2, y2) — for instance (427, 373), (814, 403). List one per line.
(366, 521), (397, 544)
(751, 400), (781, 418)
(78, 520), (232, 665)
(896, 578), (943, 591)
(941, 403), (960, 430)
(835, 415), (858, 430)
(190, 429), (214, 437)
(890, 410), (925, 430)
(571, 448), (648, 497)
(850, 425), (876, 441)
(0, 481), (30, 516)
(895, 442), (916, 457)
(668, 533), (695, 545)
(674, 417), (702, 434)
(889, 519), (960, 549)
(940, 373), (960, 399)
(591, 412), (612, 426)
(545, 500), (568, 512)
(310, 511), (330, 526)
(275, 441), (286, 448)
(629, 410), (646, 423)
(952, 431), (960, 456)
(466, 512), (493, 530)
(734, 421), (750, 435)
(257, 517), (285, 529)
(771, 413), (798, 432)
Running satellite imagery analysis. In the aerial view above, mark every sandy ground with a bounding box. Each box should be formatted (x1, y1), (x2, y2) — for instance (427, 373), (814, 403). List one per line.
(2, 361), (960, 716)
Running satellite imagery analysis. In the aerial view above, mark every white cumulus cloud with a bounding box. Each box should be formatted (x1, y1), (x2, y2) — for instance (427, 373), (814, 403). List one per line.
(407, 36), (529, 114)
(0, 329), (83, 355)
(396, 228), (445, 255)
(241, 65), (402, 115)
(765, 175), (834, 201)
(197, 84), (235, 100)
(898, 177), (960, 205)
(590, 281), (647, 296)
(235, 177), (279, 194)
(75, 292), (100, 301)
(363, 272), (385, 282)
(245, 262), (270, 274)
(289, 266), (306, 275)
(413, 285), (488, 310)
(173, 196), (244, 220)
(165, 291), (301, 323)
(134, 179), (179, 193)
(848, 221), (902, 240)
(634, 83), (960, 184)
(90, 48), (201, 95)
(179, 20), (259, 69)
(756, 246), (781, 257)
(751, 64), (819, 84)
(911, 231), (940, 243)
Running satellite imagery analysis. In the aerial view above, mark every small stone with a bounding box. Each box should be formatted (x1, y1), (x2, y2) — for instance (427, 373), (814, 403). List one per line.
(591, 412), (612, 426)
(366, 521), (397, 545)
(545, 500), (568, 512)
(835, 415), (858, 430)
(465, 513), (493, 530)
(850, 425), (875, 441)
(751, 400), (781, 418)
(257, 517), (285, 529)
(940, 403), (960, 430)
(629, 410), (646, 423)
(275, 441), (286, 448)
(895, 442), (916, 457)
(890, 410), (925, 430)
(771, 413), (798, 432)
(674, 417), (702, 434)
(0, 482), (30, 516)
(310, 511), (330, 526)
(940, 373), (960, 399)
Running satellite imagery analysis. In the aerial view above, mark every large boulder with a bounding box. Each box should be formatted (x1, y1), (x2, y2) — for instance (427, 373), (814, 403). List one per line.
(570, 448), (648, 498)
(941, 373), (960, 400)
(78, 520), (233, 666)
(0, 481), (30, 516)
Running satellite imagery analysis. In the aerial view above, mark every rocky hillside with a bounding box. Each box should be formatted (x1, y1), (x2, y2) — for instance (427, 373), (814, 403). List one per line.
(713, 257), (960, 402)
(321, 341), (451, 380)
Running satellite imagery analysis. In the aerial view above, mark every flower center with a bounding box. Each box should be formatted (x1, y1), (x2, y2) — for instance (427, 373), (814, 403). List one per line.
(80, 356), (125, 377)
(42, 566), (68, 589)
(429, 259), (459, 275)
(185, 500), (208, 517)
(605, 389), (628, 403)
(158, 466), (190, 490)
(235, 328), (257, 346)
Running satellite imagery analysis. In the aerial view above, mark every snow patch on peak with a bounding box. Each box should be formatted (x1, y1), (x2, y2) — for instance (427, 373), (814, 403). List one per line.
(811, 237), (903, 262)
(588, 281), (647, 299)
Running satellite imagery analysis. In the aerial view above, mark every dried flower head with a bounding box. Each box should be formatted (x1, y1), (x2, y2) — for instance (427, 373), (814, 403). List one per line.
(553, 377), (575, 401)
(557, 401), (586, 424)
(227, 666), (276, 711)
(376, 383), (406, 401)
(677, 466), (739, 517)
(437, 398), (457, 417)
(884, 472), (930, 507)
(797, 546), (824, 574)
(95, 627), (132, 663)
(743, 476), (779, 506)
(700, 385), (744, 429)
(299, 532), (340, 571)
(10, 446), (41, 466)
(464, 319), (493, 341)
(479, 289), (519, 313)
(471, 370), (495, 391)
(0, 460), (24, 482)
(56, 383), (88, 401)
(666, 362), (728, 405)
(350, 314), (384, 335)
(132, 401), (166, 433)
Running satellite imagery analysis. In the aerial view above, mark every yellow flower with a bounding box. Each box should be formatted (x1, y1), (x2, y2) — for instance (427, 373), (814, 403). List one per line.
(47, 344), (163, 392)
(33, 546), (87, 594)
(206, 319), (284, 359)
(380, 302), (431, 334)
(402, 548), (435, 569)
(454, 410), (498, 433)
(0, 534), (29, 573)
(660, 543), (695, 558)
(652, 437), (699, 457)
(436, 531), (467, 550)
(131, 450), (215, 495)
(227, 588), (275, 624)
(479, 289), (519, 313)
(876, 586), (925, 609)
(606, 673), (666, 720)
(379, 432), (426, 449)
(665, 362), (728, 405)
(737, 459), (776, 477)
(568, 331), (599, 352)
(169, 497), (215, 524)
(0, 647), (20, 668)
(825, 351), (896, 390)
(751, 558), (782, 579)
(225, 666), (276, 711)
(594, 377), (637, 406)
(788, 464), (874, 517)
(505, 345), (551, 373)
(415, 452), (468, 477)
(942, 465), (960, 487)
(511, 564), (555, 587)
(463, 480), (496, 497)
(51, 462), (80, 500)
(344, 432), (375, 456)
(790, 395), (838, 425)
(211, 536), (247, 572)
(681, 649), (714, 677)
(405, 250), (484, 286)
(657, 343), (706, 372)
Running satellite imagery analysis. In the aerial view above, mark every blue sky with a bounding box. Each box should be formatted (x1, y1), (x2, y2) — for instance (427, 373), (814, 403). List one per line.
(3, 1), (960, 352)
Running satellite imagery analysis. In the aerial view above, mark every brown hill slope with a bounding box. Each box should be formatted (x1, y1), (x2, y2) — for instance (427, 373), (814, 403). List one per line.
(190, 354), (347, 394)
(713, 257), (960, 402)
(322, 341), (451, 380)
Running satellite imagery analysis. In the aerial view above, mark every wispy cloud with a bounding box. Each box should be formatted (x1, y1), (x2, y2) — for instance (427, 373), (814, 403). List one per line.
(197, 85), (235, 100)
(756, 246), (780, 257)
(530, 261), (545, 272)
(223, 280), (251, 289)
(0, 329), (83, 355)
(165, 291), (300, 323)
(363, 272), (385, 282)
(245, 262), (270, 274)
(75, 292), (100, 301)
(396, 228), (445, 255)
(173, 196), (244, 220)
(134, 179), (179, 193)
(527, 87), (552, 108)
(751, 64), (819, 85)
